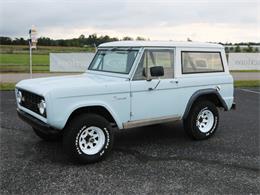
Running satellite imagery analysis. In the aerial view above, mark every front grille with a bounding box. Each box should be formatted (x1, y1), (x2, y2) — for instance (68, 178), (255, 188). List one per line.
(19, 90), (45, 117)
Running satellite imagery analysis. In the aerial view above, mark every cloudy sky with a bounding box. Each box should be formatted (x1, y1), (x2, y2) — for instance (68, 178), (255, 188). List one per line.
(0, 0), (259, 42)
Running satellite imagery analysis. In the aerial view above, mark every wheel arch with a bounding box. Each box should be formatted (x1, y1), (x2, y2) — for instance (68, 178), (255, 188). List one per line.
(65, 105), (120, 129)
(183, 88), (228, 119)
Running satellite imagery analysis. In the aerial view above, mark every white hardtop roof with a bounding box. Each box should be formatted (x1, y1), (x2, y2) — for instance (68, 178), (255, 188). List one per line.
(99, 41), (223, 49)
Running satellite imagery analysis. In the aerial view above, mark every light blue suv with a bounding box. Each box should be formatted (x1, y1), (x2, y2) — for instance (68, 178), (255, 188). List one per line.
(16, 41), (235, 163)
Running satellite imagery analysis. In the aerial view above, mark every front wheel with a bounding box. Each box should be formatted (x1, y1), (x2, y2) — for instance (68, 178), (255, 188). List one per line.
(63, 114), (114, 164)
(183, 100), (219, 140)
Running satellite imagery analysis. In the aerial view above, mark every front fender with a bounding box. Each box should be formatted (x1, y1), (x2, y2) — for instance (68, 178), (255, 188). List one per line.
(68, 101), (122, 128)
(50, 101), (123, 130)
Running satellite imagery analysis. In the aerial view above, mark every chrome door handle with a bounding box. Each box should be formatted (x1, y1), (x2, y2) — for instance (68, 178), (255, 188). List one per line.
(170, 80), (179, 84)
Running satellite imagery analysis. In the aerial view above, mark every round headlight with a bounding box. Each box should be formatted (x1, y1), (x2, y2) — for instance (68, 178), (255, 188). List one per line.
(37, 100), (46, 115)
(17, 90), (22, 104)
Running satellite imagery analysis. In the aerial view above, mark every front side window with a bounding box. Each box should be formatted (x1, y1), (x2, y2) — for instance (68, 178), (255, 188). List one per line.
(133, 49), (174, 80)
(88, 49), (139, 74)
(182, 52), (224, 74)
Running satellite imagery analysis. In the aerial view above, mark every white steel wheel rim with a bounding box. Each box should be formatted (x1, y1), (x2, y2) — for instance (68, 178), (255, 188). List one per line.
(196, 109), (214, 133)
(78, 126), (105, 155)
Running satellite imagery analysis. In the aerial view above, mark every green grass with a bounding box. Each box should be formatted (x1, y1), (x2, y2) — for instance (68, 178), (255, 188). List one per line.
(1, 80), (259, 91)
(234, 80), (260, 87)
(231, 70), (260, 73)
(0, 45), (259, 74)
(0, 83), (16, 91)
(0, 45), (95, 73)
(0, 53), (49, 72)
(0, 65), (49, 72)
(0, 53), (49, 65)
(0, 45), (95, 54)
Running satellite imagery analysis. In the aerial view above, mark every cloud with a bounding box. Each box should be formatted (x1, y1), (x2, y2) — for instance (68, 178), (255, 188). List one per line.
(0, 0), (259, 42)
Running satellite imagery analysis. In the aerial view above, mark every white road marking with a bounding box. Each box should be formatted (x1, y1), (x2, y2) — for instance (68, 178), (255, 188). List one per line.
(239, 88), (260, 95)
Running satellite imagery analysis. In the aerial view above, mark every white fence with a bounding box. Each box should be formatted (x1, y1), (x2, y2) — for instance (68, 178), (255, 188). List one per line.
(228, 53), (260, 70)
(50, 52), (260, 72)
(50, 53), (95, 72)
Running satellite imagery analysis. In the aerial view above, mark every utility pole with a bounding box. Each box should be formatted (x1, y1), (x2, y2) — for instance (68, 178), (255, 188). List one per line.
(94, 43), (97, 52)
(29, 26), (37, 78)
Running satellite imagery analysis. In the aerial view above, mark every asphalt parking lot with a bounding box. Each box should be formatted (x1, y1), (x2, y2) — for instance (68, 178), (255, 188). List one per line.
(0, 89), (259, 194)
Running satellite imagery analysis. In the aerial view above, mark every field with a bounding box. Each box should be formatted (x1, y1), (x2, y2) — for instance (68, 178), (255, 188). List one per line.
(0, 45), (94, 72)
(0, 45), (94, 54)
(0, 54), (49, 72)
(0, 44), (259, 89)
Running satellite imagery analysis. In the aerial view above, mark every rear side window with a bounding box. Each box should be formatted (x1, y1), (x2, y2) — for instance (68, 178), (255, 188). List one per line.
(181, 52), (224, 74)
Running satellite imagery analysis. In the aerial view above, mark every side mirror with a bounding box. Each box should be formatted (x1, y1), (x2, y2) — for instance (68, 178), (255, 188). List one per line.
(150, 66), (164, 77)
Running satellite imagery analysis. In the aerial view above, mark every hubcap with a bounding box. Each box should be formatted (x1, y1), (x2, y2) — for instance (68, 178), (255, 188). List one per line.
(78, 126), (105, 155)
(196, 109), (214, 133)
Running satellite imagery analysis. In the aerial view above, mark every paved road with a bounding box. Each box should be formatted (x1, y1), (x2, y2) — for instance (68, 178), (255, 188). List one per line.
(1, 72), (260, 83)
(231, 72), (260, 81)
(0, 89), (259, 194)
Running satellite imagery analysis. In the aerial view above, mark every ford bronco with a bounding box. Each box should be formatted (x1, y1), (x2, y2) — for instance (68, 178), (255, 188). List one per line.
(16, 41), (235, 163)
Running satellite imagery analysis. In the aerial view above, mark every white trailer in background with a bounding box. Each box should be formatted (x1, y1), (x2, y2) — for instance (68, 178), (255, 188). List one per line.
(50, 52), (260, 72)
(50, 53), (95, 72)
(228, 53), (260, 70)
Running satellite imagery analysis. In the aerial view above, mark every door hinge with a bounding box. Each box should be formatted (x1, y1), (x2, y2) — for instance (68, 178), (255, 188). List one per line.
(130, 112), (133, 117)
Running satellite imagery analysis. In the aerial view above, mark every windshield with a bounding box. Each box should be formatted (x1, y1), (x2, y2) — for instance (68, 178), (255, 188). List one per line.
(88, 49), (139, 74)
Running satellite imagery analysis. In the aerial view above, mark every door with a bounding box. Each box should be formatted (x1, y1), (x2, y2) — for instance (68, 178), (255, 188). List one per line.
(130, 48), (180, 121)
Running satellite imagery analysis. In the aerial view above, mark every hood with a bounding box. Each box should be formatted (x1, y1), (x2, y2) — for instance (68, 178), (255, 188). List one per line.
(16, 73), (128, 97)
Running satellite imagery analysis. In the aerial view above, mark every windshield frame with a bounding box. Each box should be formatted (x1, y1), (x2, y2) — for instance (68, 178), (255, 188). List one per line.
(87, 47), (141, 76)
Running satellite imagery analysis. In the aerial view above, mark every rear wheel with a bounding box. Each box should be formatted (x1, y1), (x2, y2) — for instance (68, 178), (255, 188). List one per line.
(63, 113), (114, 164)
(183, 100), (219, 140)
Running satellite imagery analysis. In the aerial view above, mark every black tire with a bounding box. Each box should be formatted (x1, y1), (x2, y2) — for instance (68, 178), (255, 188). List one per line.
(63, 113), (114, 164)
(183, 100), (219, 140)
(33, 128), (63, 142)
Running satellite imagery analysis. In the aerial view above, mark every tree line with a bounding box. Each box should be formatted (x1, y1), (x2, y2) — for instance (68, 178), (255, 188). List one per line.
(0, 34), (147, 47)
(224, 44), (259, 53)
(0, 34), (259, 53)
